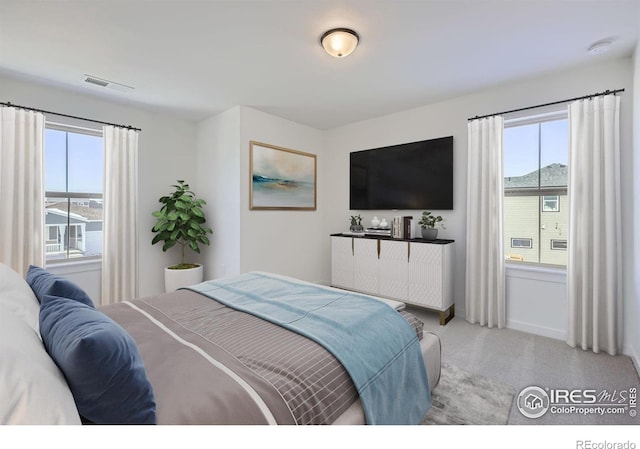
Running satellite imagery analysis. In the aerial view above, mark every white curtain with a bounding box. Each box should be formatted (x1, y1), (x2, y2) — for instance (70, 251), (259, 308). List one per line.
(0, 107), (45, 276)
(102, 126), (138, 305)
(465, 116), (505, 328)
(567, 94), (622, 355)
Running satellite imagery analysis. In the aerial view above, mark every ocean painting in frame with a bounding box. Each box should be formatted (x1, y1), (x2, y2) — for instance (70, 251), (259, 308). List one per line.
(250, 141), (317, 210)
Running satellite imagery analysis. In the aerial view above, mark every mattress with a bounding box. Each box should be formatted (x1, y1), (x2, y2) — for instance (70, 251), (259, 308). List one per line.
(102, 281), (441, 425)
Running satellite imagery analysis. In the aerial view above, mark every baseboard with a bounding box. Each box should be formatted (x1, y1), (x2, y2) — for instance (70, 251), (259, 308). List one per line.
(506, 318), (566, 341)
(623, 343), (640, 377)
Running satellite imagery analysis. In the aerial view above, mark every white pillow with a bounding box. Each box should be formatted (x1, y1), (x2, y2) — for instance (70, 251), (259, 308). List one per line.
(0, 263), (40, 334)
(0, 304), (81, 424)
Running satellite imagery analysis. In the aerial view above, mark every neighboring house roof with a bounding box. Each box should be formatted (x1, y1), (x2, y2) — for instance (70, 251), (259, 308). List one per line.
(45, 202), (103, 221)
(504, 163), (568, 190)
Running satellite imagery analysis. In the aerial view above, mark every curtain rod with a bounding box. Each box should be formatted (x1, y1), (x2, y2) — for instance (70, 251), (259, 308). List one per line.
(0, 101), (141, 131)
(467, 88), (625, 121)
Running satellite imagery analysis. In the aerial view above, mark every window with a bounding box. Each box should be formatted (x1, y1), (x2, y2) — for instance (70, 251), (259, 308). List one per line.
(44, 123), (103, 263)
(541, 195), (559, 212)
(550, 239), (567, 250)
(503, 111), (568, 266)
(511, 238), (533, 249)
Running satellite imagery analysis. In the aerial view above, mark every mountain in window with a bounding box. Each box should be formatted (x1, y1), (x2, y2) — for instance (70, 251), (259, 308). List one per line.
(504, 163), (567, 190)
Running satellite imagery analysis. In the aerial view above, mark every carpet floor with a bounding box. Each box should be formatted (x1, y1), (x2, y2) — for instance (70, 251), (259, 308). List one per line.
(408, 309), (640, 425)
(422, 363), (515, 425)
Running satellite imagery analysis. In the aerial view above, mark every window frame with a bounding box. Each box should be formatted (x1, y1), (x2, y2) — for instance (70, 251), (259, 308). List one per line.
(503, 109), (568, 268)
(510, 238), (533, 249)
(44, 122), (104, 265)
(550, 239), (568, 250)
(541, 195), (560, 212)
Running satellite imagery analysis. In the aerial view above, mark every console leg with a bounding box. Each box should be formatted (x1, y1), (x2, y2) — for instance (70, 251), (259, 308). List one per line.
(439, 304), (455, 326)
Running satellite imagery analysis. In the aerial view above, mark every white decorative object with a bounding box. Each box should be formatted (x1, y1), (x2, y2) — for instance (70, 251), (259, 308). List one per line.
(379, 218), (388, 228)
(371, 216), (380, 228)
(164, 264), (204, 293)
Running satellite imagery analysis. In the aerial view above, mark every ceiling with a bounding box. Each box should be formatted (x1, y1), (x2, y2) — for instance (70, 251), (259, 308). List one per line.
(0, 1), (638, 130)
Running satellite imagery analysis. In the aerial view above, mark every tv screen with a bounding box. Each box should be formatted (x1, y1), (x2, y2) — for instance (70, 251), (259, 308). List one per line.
(350, 136), (453, 210)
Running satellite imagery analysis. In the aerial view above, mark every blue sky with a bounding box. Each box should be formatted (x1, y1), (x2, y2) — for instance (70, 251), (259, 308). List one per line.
(43, 119), (567, 193)
(44, 129), (103, 193)
(503, 118), (568, 178)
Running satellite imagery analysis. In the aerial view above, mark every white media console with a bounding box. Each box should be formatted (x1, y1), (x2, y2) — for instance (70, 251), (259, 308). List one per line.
(330, 234), (455, 325)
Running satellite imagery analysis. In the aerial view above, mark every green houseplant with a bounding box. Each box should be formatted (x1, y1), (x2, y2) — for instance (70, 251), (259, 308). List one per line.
(350, 214), (363, 232)
(152, 180), (213, 291)
(418, 211), (445, 240)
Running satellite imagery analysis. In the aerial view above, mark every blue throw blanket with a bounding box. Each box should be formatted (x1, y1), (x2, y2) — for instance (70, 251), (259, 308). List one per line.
(185, 272), (431, 425)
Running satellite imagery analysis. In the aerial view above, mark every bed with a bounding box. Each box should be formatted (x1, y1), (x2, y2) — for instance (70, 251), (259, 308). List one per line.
(0, 263), (441, 425)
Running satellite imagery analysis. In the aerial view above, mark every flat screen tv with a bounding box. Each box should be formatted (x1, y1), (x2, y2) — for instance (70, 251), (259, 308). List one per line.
(350, 136), (453, 210)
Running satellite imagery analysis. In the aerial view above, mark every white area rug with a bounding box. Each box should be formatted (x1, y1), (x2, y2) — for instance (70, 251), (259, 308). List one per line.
(421, 363), (515, 425)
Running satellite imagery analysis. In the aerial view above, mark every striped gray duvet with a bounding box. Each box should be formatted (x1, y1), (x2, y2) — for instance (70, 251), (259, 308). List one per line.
(101, 288), (424, 425)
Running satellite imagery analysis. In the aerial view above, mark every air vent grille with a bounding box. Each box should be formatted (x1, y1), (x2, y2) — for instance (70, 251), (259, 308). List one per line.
(84, 77), (109, 87)
(81, 75), (134, 92)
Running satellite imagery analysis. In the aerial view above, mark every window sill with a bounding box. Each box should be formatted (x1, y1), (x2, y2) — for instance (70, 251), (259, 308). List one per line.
(505, 262), (566, 284)
(45, 258), (102, 275)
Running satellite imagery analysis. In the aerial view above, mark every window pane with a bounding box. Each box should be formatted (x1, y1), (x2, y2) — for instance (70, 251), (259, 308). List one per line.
(44, 196), (103, 261)
(504, 123), (539, 189)
(540, 119), (568, 188)
(551, 239), (568, 250)
(44, 129), (67, 192)
(504, 195), (539, 263)
(44, 125), (103, 263)
(541, 195), (559, 212)
(44, 196), (68, 261)
(71, 196), (103, 258)
(503, 116), (568, 267)
(511, 238), (532, 249)
(68, 133), (103, 193)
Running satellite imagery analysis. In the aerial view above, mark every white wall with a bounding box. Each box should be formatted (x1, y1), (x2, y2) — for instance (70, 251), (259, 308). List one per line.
(239, 107), (326, 283)
(195, 106), (326, 283)
(0, 73), (198, 304)
(196, 106), (241, 280)
(323, 58), (635, 348)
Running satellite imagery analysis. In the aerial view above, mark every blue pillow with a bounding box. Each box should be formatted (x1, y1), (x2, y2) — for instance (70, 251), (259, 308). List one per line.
(26, 265), (94, 307)
(39, 295), (156, 424)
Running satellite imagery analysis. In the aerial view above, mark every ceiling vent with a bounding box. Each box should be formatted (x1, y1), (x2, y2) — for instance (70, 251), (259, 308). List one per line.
(82, 75), (134, 92)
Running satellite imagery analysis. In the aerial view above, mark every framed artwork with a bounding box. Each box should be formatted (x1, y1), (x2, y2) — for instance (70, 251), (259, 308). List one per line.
(250, 141), (317, 210)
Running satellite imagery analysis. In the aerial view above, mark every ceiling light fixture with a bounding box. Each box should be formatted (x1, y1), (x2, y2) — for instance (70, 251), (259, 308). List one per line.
(587, 40), (612, 56)
(320, 28), (359, 58)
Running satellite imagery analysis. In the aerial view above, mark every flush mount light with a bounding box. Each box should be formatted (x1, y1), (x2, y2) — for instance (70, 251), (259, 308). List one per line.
(588, 40), (612, 56)
(320, 28), (359, 58)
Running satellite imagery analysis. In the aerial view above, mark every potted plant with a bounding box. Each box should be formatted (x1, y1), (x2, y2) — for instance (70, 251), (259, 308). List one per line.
(151, 180), (213, 292)
(418, 211), (445, 240)
(350, 214), (363, 232)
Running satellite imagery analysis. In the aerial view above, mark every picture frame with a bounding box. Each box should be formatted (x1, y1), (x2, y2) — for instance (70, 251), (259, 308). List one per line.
(250, 141), (317, 210)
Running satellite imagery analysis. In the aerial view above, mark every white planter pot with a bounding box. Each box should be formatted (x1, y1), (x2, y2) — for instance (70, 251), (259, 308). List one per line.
(164, 264), (204, 293)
